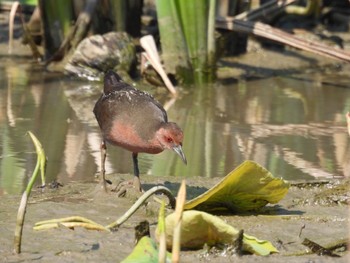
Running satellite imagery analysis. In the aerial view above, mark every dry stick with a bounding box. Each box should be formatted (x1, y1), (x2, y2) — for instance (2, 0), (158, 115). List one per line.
(70, 0), (98, 49)
(216, 18), (350, 63)
(8, 2), (42, 60)
(172, 180), (186, 263)
(14, 190), (29, 254)
(217, 0), (349, 62)
(140, 35), (178, 96)
(302, 238), (340, 257)
(19, 10), (42, 61)
(8, 1), (19, 54)
(157, 201), (167, 263)
(45, 0), (98, 64)
(234, 0), (297, 21)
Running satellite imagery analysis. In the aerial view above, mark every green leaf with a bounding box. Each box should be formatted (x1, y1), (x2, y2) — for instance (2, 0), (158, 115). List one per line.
(156, 0), (189, 75)
(155, 0), (216, 83)
(184, 160), (290, 212)
(121, 236), (171, 263)
(27, 131), (46, 189)
(156, 210), (278, 256)
(20, 0), (38, 6)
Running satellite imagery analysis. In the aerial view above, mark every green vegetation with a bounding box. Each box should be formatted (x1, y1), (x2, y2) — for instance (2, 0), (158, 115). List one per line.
(14, 132), (46, 254)
(156, 0), (217, 84)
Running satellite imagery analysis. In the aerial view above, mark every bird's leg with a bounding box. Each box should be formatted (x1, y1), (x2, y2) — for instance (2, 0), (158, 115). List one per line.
(113, 152), (143, 197)
(100, 140), (107, 191)
(132, 152), (142, 192)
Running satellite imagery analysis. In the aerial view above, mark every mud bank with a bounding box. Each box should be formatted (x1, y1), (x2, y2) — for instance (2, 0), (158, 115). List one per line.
(0, 174), (348, 262)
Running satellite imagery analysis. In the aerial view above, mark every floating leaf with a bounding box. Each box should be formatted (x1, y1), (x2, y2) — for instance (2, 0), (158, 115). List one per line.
(121, 236), (171, 263)
(156, 210), (278, 256)
(184, 160), (289, 212)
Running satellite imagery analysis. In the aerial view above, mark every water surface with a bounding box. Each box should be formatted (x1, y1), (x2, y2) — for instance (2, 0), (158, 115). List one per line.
(1, 58), (350, 195)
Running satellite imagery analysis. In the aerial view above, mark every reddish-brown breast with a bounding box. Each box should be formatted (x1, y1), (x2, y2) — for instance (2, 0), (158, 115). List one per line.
(93, 70), (169, 154)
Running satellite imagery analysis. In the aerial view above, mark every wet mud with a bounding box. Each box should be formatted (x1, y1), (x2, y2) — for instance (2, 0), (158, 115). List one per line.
(0, 174), (349, 262)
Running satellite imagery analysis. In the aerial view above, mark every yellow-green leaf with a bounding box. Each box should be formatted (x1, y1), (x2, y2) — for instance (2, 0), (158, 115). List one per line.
(156, 210), (278, 256)
(184, 160), (289, 212)
(121, 236), (171, 263)
(27, 131), (46, 188)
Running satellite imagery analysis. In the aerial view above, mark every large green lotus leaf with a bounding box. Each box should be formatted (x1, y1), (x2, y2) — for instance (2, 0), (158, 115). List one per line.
(121, 236), (171, 263)
(184, 160), (289, 212)
(156, 210), (278, 256)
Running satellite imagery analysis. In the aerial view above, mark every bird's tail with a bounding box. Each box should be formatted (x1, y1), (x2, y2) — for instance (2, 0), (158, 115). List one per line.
(103, 70), (127, 93)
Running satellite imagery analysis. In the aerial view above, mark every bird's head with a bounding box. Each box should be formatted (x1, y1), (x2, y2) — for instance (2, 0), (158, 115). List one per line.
(157, 122), (187, 164)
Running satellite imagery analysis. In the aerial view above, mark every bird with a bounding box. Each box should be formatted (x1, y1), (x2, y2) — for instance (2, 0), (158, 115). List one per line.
(93, 70), (187, 193)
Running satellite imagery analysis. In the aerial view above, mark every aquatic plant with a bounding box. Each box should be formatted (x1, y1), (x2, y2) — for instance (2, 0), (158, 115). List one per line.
(106, 186), (176, 230)
(33, 0), (218, 84)
(38, 0), (143, 60)
(14, 131), (46, 254)
(33, 161), (287, 259)
(156, 0), (217, 84)
(121, 181), (186, 263)
(34, 185), (176, 231)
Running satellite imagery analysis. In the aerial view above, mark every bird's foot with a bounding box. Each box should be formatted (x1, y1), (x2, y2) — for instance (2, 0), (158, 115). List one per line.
(100, 178), (112, 192)
(112, 177), (143, 197)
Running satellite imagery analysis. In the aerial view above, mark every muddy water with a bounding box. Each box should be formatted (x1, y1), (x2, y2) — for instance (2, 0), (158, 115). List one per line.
(1, 59), (350, 195)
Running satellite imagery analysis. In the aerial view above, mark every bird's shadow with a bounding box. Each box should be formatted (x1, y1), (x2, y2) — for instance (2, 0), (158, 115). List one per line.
(143, 181), (208, 200)
(143, 181), (304, 216)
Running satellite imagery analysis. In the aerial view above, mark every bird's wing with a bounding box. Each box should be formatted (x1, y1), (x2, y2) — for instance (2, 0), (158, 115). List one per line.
(148, 96), (168, 123)
(101, 70), (168, 123)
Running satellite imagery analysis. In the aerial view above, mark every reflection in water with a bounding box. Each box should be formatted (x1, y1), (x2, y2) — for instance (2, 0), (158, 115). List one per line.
(0, 60), (350, 195)
(159, 78), (350, 181)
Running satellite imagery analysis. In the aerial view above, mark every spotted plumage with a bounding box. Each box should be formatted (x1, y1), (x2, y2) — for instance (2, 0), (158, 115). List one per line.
(93, 70), (186, 193)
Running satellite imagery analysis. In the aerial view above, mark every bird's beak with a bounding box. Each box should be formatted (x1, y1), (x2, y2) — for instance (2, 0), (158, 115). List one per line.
(173, 145), (187, 165)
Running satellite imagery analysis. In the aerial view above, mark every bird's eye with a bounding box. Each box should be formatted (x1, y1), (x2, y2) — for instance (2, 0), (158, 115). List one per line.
(167, 137), (173, 143)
